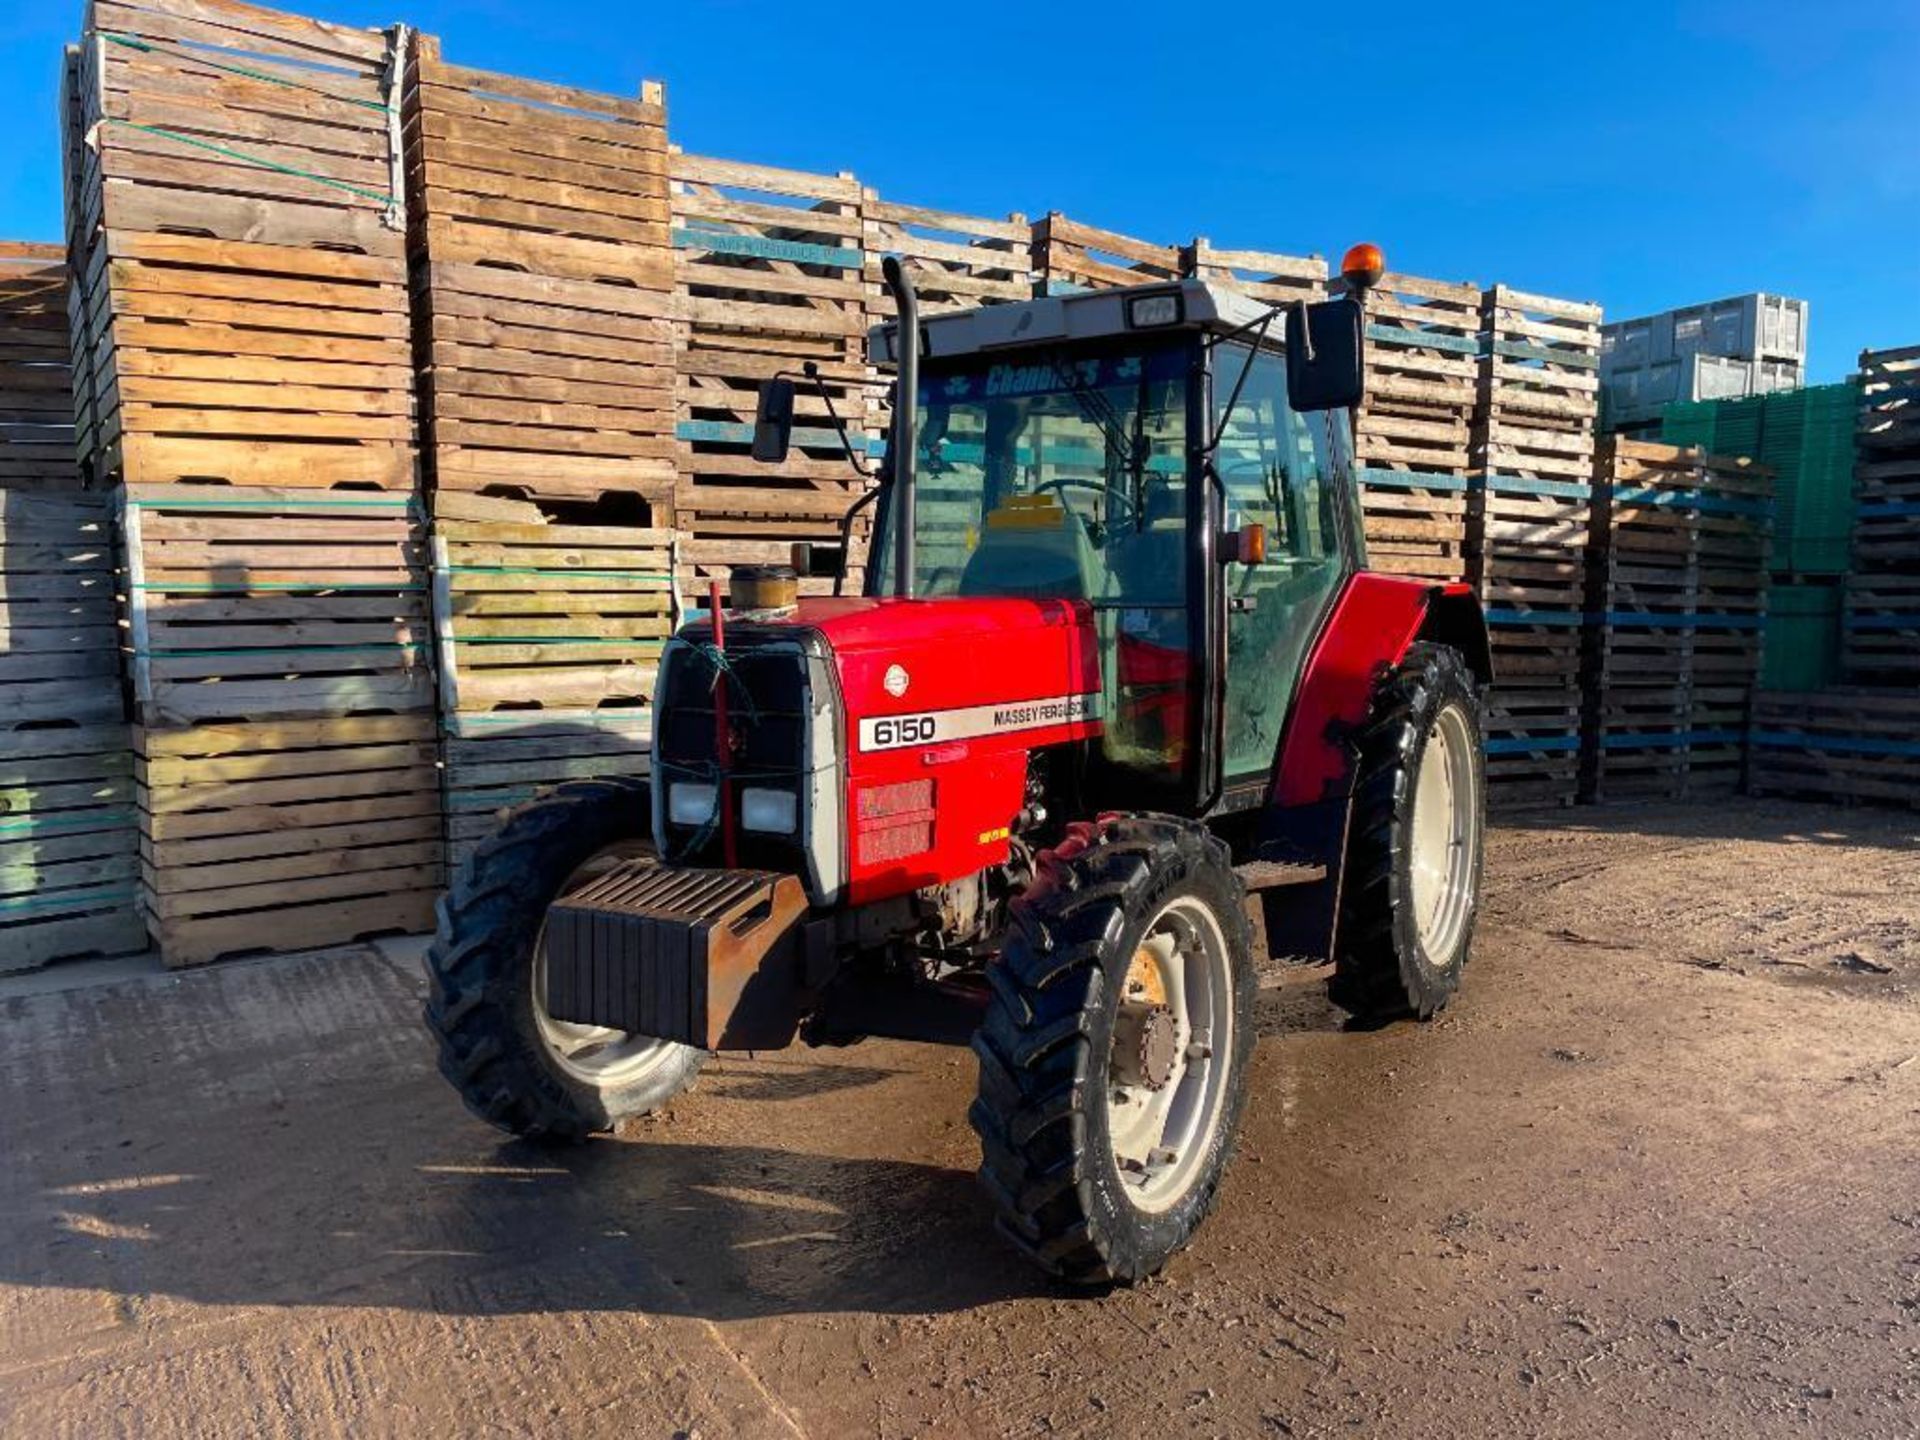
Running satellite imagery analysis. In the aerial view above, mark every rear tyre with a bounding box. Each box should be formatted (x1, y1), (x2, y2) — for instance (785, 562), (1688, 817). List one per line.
(425, 777), (704, 1141)
(1330, 642), (1486, 1022)
(969, 814), (1257, 1285)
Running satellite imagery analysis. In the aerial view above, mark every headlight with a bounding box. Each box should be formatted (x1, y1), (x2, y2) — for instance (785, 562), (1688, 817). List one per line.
(740, 787), (798, 834)
(1126, 292), (1182, 328)
(667, 782), (716, 826)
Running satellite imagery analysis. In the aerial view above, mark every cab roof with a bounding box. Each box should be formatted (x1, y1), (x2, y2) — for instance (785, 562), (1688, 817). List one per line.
(868, 278), (1278, 365)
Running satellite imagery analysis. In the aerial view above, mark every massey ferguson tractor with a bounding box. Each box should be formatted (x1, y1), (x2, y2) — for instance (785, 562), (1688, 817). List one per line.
(425, 244), (1491, 1285)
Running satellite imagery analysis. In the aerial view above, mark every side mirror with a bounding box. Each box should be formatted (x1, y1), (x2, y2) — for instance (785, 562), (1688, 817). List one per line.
(752, 378), (796, 462)
(1284, 297), (1366, 413)
(1218, 522), (1267, 566)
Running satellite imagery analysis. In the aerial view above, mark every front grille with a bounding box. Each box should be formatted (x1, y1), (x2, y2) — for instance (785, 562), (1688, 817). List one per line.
(654, 632), (812, 874)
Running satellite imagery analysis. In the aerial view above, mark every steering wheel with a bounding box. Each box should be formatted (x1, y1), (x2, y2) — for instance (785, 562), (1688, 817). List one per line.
(1034, 475), (1138, 529)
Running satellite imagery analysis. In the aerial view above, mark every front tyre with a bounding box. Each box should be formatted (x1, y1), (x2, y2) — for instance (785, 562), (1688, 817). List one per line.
(425, 777), (704, 1141)
(969, 814), (1257, 1285)
(1330, 642), (1486, 1022)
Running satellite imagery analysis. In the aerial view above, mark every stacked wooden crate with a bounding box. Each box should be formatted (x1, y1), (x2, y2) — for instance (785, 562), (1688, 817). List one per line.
(1340, 272), (1482, 583)
(1685, 455), (1773, 793)
(1583, 440), (1771, 802)
(1186, 238), (1324, 308)
(405, 40), (674, 515)
(0, 490), (147, 971)
(1471, 285), (1604, 808)
(861, 194), (1039, 586)
(404, 43), (676, 868)
(66, 0), (438, 965)
(1748, 690), (1920, 808)
(1031, 213), (1183, 294)
(671, 153), (874, 595)
(1842, 346), (1920, 685)
(0, 246), (81, 490)
(431, 492), (670, 867)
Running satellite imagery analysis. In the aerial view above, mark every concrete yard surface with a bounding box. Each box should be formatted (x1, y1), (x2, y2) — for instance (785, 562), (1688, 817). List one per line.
(2, 802), (1918, 1438)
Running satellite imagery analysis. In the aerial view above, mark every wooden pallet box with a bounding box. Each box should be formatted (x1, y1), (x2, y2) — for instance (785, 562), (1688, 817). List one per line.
(670, 153), (874, 575)
(442, 711), (651, 871)
(431, 491), (673, 715)
(1031, 213), (1183, 294)
(406, 42), (676, 512)
(135, 712), (442, 967)
(66, 0), (417, 492)
(0, 723), (146, 972)
(122, 483), (432, 726)
(0, 245), (80, 491)
(1187, 238), (1324, 308)
(1474, 284), (1602, 487)
(863, 195), (1032, 317)
(431, 490), (670, 863)
(1749, 689), (1920, 809)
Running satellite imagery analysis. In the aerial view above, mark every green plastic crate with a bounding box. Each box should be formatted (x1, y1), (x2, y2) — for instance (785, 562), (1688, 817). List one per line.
(1661, 381), (1858, 574)
(1761, 581), (1843, 691)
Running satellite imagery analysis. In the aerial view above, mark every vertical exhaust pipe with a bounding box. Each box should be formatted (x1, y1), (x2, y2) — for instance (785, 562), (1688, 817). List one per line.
(882, 256), (918, 599)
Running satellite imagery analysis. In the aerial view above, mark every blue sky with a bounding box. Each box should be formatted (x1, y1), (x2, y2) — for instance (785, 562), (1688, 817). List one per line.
(4, 0), (1914, 381)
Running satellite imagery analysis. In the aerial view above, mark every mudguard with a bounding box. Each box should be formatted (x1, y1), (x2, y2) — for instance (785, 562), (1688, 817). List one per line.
(1254, 573), (1491, 961)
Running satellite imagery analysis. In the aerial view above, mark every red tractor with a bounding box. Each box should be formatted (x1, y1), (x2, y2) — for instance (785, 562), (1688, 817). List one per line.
(425, 245), (1491, 1285)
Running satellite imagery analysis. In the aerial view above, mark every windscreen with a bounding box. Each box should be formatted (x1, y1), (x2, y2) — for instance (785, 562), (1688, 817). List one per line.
(870, 341), (1190, 603)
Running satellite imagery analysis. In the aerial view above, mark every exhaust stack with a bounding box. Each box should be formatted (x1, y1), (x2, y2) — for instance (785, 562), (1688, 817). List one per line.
(882, 255), (918, 599)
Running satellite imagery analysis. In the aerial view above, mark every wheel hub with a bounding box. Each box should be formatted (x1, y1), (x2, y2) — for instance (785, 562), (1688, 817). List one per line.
(1113, 1003), (1180, 1091)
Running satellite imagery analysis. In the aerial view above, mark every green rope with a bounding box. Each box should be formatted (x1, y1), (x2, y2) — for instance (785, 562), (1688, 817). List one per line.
(142, 642), (424, 656)
(131, 582), (425, 592)
(104, 118), (394, 205)
(445, 566), (675, 581)
(101, 32), (388, 113)
(457, 636), (663, 647)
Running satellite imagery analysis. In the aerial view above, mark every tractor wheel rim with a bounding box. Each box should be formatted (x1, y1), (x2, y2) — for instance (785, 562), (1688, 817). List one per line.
(1105, 893), (1234, 1214)
(1410, 700), (1478, 966)
(531, 844), (682, 1087)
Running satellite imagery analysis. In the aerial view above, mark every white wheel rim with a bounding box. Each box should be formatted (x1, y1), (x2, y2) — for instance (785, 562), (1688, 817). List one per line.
(1105, 893), (1235, 1215)
(1409, 700), (1479, 967)
(531, 844), (684, 1087)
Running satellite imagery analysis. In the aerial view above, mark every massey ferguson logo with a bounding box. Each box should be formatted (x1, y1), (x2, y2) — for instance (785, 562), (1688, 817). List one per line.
(858, 692), (1102, 753)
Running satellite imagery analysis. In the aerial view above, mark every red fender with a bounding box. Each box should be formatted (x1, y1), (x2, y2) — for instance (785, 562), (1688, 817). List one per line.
(1270, 573), (1484, 808)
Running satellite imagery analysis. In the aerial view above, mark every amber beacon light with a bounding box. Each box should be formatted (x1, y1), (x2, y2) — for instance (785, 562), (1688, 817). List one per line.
(1340, 242), (1386, 291)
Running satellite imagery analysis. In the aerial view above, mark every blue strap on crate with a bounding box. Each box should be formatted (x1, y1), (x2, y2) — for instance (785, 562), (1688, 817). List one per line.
(671, 227), (860, 269)
(1749, 731), (1920, 758)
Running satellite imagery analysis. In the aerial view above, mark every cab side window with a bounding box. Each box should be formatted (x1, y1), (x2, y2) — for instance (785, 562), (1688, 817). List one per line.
(1212, 343), (1347, 783)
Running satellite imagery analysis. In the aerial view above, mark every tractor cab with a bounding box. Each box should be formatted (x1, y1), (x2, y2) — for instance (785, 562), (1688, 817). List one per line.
(821, 276), (1371, 816)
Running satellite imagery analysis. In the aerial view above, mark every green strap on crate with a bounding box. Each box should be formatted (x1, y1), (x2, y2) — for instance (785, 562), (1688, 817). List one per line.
(103, 118), (395, 206)
(0, 885), (138, 917)
(1366, 324), (1479, 356)
(100, 32), (388, 113)
(0, 808), (136, 839)
(455, 636), (664, 648)
(445, 566), (674, 581)
(132, 582), (426, 593)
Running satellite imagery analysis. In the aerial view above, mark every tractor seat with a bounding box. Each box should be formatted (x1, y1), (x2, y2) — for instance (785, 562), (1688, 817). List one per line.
(958, 495), (1094, 600)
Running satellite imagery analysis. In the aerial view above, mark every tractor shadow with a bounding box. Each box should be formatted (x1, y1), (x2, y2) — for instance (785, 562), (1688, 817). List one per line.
(2, 950), (1052, 1324)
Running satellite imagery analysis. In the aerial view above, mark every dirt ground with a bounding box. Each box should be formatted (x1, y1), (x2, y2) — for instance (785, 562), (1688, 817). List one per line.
(3, 800), (1919, 1439)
